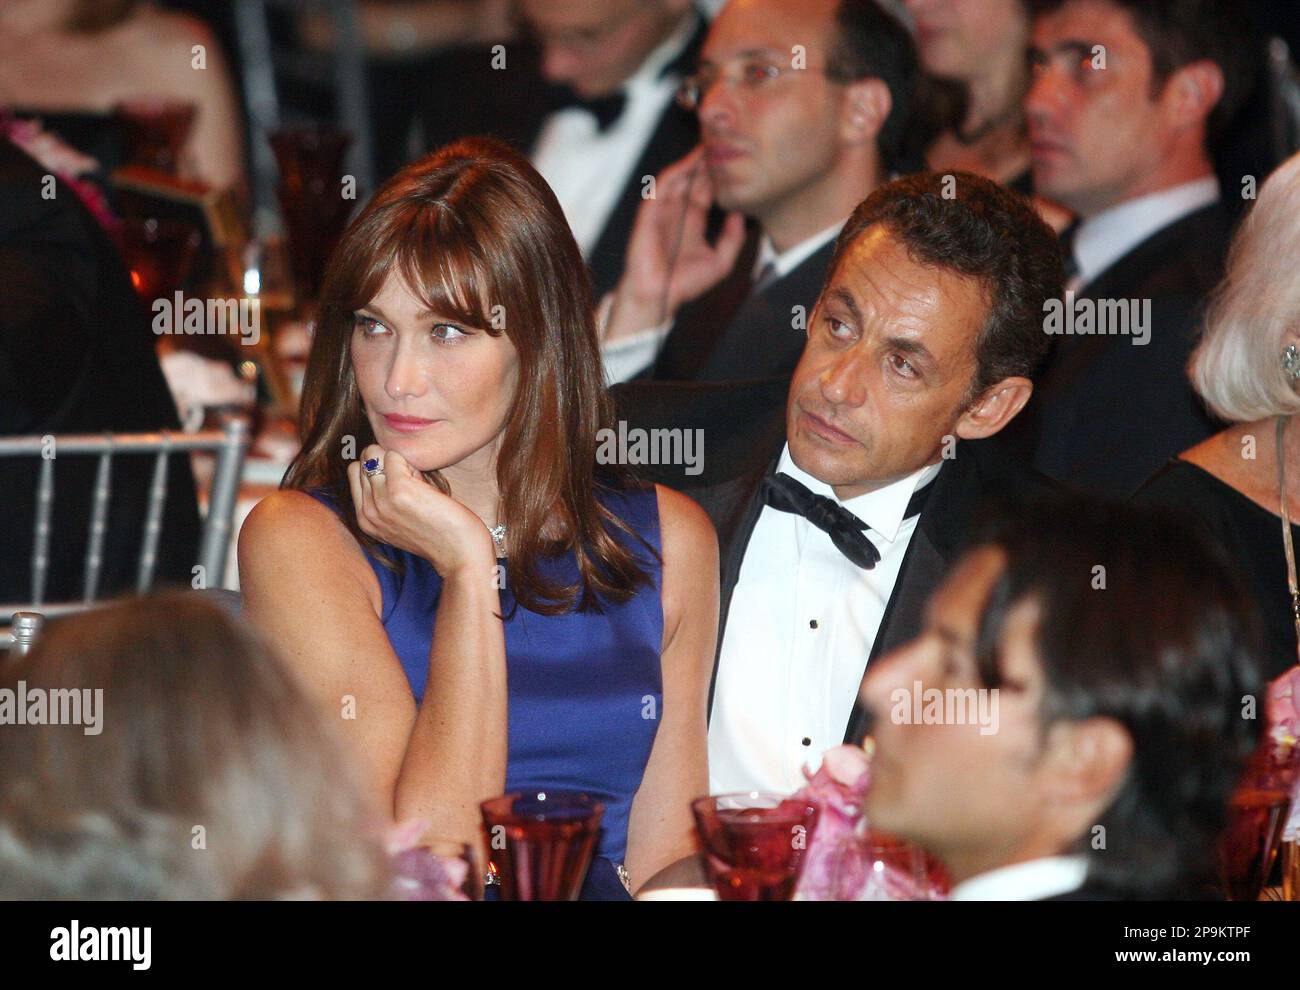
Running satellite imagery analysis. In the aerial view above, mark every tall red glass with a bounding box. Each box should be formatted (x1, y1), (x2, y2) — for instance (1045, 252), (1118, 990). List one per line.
(118, 216), (201, 302)
(1218, 741), (1299, 900)
(479, 792), (603, 901)
(117, 99), (196, 175)
(268, 124), (353, 305)
(692, 792), (820, 901)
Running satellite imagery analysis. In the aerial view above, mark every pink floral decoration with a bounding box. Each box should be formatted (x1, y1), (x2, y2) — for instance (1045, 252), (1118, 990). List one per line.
(794, 744), (946, 901)
(1266, 665), (1300, 840)
(1, 112), (119, 234)
(383, 820), (471, 902)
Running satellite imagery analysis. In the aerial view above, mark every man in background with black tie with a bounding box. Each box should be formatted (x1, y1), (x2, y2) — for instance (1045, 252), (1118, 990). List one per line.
(522, 0), (707, 299)
(615, 171), (1063, 796)
(598, 0), (921, 384)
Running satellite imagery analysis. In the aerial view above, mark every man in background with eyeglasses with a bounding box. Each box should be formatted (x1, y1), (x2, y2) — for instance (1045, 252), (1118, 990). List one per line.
(522, 0), (708, 300)
(598, 0), (921, 384)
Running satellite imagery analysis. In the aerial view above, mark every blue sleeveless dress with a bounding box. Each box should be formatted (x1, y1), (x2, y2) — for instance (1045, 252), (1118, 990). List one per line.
(307, 483), (663, 901)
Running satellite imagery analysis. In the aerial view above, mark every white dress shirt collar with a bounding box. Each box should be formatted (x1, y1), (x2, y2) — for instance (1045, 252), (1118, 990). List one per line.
(755, 221), (844, 283)
(949, 855), (1090, 901)
(1072, 176), (1220, 290)
(776, 444), (942, 545)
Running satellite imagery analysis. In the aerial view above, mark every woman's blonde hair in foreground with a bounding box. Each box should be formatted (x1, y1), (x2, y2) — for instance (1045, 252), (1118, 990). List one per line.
(0, 592), (389, 900)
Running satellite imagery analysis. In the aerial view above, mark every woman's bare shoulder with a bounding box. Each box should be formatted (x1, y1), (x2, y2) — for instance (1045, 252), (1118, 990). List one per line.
(239, 490), (380, 608)
(654, 484), (717, 562)
(117, 8), (229, 83)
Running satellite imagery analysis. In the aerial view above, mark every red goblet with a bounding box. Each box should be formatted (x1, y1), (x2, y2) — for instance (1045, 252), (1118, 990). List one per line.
(1218, 740), (1300, 900)
(479, 791), (603, 901)
(692, 792), (821, 901)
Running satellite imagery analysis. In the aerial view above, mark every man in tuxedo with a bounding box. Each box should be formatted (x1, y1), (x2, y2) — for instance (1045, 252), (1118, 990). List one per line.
(0, 138), (201, 604)
(859, 498), (1264, 899)
(1004, 0), (1255, 497)
(615, 170), (1065, 795)
(520, 0), (708, 300)
(599, 0), (921, 383)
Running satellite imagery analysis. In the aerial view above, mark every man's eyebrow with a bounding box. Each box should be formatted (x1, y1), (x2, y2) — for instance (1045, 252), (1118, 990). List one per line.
(933, 623), (972, 651)
(825, 286), (864, 325)
(882, 334), (938, 369)
(699, 46), (787, 66)
(1031, 39), (1097, 62)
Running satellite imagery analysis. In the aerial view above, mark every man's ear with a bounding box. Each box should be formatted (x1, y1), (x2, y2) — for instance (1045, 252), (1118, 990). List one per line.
(841, 77), (891, 147)
(1163, 59), (1225, 135)
(1042, 716), (1133, 813)
(954, 377), (1034, 440)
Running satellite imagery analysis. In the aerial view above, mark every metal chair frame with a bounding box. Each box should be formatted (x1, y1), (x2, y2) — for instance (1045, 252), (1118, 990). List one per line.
(1, 418), (250, 637)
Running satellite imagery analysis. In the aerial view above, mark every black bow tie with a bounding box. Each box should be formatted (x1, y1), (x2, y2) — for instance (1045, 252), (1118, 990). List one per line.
(760, 471), (936, 570)
(543, 83), (628, 133)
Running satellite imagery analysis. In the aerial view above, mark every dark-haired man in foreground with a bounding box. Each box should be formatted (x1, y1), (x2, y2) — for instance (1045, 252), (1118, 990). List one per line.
(859, 497), (1264, 899)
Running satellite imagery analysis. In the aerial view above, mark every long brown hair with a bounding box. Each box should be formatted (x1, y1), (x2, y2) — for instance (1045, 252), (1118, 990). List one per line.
(283, 137), (653, 614)
(0, 593), (389, 899)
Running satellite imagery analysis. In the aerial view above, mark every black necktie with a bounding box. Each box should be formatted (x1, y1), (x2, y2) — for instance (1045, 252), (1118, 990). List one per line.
(543, 83), (628, 133)
(1059, 220), (1081, 283)
(759, 472), (936, 570)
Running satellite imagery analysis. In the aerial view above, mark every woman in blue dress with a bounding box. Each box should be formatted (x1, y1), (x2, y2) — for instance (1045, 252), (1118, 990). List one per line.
(238, 137), (718, 900)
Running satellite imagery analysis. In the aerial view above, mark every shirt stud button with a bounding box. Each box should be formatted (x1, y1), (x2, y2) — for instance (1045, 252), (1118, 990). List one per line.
(801, 737), (812, 747)
(809, 619), (819, 629)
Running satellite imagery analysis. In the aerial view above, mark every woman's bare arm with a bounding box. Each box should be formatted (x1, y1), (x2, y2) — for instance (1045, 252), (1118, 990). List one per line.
(623, 484), (719, 891)
(239, 488), (507, 842)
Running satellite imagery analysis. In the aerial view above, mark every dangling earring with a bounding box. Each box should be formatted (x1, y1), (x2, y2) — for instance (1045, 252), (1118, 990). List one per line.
(1284, 344), (1300, 384)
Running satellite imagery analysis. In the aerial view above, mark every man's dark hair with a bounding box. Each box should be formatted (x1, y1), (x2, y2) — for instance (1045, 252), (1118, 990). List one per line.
(827, 0), (923, 175)
(969, 496), (1265, 898)
(1026, 0), (1256, 143)
(826, 171), (1063, 404)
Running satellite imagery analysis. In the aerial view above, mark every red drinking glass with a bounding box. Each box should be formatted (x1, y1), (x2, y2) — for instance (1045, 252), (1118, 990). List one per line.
(268, 124), (353, 305)
(1218, 741), (1300, 901)
(692, 792), (821, 901)
(479, 791), (603, 901)
(117, 99), (197, 175)
(118, 216), (202, 302)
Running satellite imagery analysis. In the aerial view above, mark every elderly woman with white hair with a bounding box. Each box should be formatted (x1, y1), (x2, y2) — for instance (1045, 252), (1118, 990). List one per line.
(1137, 151), (1300, 680)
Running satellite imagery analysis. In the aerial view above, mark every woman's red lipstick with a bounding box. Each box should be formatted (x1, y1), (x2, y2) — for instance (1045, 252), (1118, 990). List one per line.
(382, 413), (437, 433)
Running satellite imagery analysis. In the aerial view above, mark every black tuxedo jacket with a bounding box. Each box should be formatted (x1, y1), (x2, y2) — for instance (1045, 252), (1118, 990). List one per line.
(611, 377), (1056, 744)
(0, 139), (201, 602)
(413, 15), (707, 300)
(581, 18), (706, 300)
(1002, 203), (1232, 499)
(649, 231), (836, 382)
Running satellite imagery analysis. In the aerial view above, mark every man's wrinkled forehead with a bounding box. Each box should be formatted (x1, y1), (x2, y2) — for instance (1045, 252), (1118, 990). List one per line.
(824, 225), (989, 356)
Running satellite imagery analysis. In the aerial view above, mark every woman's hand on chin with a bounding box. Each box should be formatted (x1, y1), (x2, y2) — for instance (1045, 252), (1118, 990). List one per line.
(347, 444), (496, 578)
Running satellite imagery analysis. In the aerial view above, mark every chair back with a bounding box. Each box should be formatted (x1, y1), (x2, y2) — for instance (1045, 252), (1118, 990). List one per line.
(0, 418), (250, 640)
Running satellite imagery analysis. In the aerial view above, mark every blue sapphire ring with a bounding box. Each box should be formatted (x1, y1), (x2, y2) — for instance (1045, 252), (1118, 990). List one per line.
(362, 457), (384, 478)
